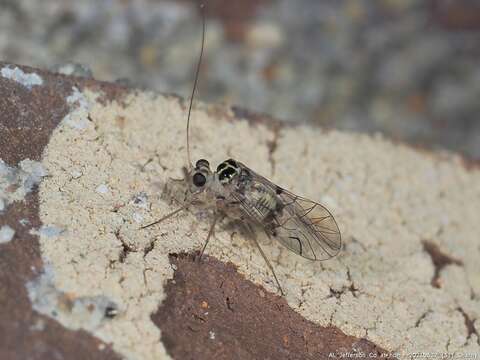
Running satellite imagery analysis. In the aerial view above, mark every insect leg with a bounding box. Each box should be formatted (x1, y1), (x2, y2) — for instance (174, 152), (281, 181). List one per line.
(245, 224), (285, 296)
(199, 213), (220, 260)
(140, 204), (189, 229)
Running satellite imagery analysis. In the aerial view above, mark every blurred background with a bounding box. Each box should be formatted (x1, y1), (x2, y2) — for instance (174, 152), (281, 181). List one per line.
(1, 0), (479, 159)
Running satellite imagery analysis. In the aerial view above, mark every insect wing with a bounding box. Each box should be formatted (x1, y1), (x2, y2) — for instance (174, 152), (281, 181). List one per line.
(273, 192), (341, 260)
(236, 162), (342, 261)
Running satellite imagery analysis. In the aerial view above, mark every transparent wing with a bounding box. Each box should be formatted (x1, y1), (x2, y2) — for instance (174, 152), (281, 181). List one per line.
(271, 191), (342, 260)
(235, 162), (342, 261)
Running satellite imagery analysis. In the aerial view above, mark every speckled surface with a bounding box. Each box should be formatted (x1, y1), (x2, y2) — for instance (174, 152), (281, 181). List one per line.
(33, 79), (480, 358)
(0, 62), (124, 360)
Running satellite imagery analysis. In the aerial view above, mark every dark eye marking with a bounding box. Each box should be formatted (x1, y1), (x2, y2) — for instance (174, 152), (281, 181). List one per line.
(276, 186), (283, 195)
(219, 167), (236, 181)
(196, 159), (210, 169)
(226, 159), (238, 168)
(193, 172), (206, 187)
(216, 162), (227, 172)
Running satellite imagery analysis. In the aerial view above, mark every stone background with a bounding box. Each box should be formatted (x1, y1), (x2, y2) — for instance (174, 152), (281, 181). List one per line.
(1, 0), (479, 159)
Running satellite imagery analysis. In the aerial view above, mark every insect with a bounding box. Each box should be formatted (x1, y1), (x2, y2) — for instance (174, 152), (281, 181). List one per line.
(142, 4), (341, 295)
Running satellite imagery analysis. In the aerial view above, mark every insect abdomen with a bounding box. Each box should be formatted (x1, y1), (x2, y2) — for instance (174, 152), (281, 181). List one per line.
(256, 193), (277, 215)
(247, 184), (279, 222)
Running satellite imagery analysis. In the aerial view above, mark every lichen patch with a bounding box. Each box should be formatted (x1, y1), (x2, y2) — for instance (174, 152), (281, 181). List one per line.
(1, 65), (43, 89)
(26, 266), (119, 332)
(0, 158), (48, 207)
(0, 225), (15, 243)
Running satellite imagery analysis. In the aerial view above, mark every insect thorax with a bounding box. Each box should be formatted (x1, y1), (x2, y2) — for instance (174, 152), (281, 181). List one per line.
(216, 159), (282, 224)
(216, 159), (241, 184)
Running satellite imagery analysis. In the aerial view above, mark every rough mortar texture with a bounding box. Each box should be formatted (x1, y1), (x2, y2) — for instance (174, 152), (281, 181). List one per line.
(36, 86), (480, 359)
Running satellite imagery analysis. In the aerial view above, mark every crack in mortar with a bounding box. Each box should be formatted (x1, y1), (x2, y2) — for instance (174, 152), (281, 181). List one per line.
(414, 309), (433, 328)
(456, 307), (480, 346)
(114, 229), (138, 263)
(324, 266), (360, 301)
(422, 240), (463, 288)
(327, 284), (358, 300)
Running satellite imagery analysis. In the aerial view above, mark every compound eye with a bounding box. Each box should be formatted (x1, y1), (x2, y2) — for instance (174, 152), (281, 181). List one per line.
(192, 172), (207, 187)
(195, 159), (210, 169)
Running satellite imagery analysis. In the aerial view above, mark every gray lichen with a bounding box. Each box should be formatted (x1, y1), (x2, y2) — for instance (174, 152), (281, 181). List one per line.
(0, 225), (15, 243)
(26, 266), (119, 332)
(0, 159), (48, 208)
(31, 225), (64, 238)
(1, 66), (43, 89)
(62, 86), (92, 130)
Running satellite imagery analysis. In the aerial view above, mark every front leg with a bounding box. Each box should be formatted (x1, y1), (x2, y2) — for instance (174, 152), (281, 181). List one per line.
(199, 212), (224, 260)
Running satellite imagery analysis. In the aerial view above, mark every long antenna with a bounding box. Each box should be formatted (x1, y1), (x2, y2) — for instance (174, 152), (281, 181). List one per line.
(186, 3), (206, 169)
